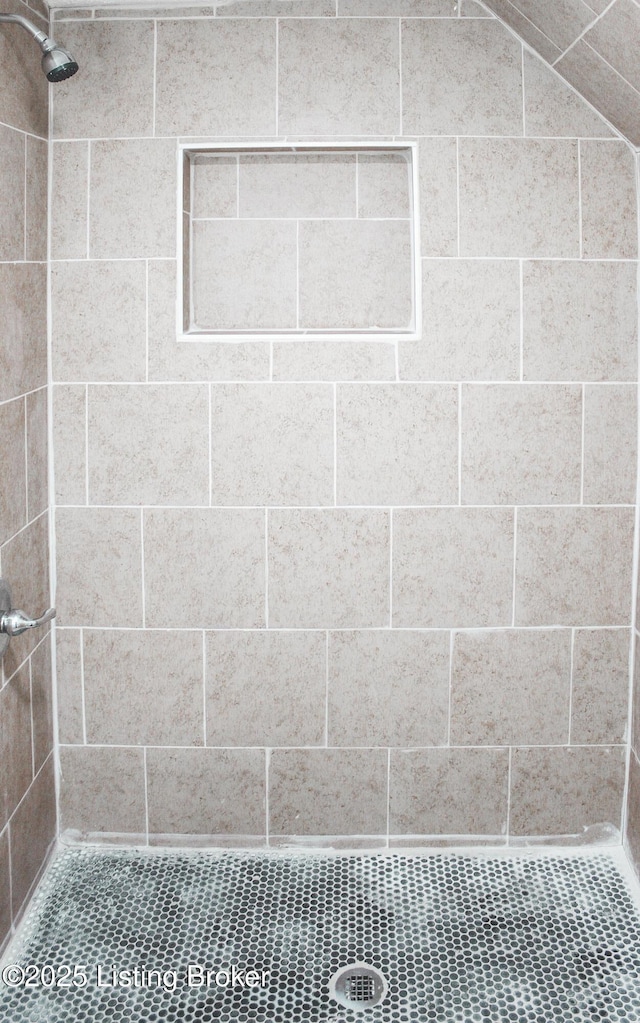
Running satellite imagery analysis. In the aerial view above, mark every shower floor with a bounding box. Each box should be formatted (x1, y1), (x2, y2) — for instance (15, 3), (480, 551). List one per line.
(1, 848), (640, 1022)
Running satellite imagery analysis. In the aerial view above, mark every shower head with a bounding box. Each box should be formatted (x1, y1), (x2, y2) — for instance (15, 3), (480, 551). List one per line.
(0, 13), (78, 82)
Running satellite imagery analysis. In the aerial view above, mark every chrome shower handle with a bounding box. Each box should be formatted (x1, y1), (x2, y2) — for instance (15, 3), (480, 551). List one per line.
(0, 606), (56, 637)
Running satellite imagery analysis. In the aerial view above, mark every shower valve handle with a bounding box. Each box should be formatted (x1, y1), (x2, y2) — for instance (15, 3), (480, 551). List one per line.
(0, 606), (56, 637)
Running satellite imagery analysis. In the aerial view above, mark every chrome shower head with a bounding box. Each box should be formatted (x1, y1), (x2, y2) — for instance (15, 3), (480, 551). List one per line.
(0, 13), (78, 82)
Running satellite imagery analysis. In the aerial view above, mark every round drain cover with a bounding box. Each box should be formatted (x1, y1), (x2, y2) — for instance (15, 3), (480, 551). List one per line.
(328, 963), (388, 1011)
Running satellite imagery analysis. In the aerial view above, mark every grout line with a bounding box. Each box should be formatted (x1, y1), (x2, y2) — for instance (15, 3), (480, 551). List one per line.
(580, 384), (585, 505)
(511, 507), (518, 628)
(568, 627), (575, 745)
(552, 0), (622, 68)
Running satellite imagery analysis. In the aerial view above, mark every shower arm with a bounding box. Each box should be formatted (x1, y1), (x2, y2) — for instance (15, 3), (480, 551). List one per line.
(0, 13), (58, 55)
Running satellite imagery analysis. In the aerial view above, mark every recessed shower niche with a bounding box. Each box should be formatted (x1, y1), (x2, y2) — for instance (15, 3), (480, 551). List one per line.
(179, 143), (420, 340)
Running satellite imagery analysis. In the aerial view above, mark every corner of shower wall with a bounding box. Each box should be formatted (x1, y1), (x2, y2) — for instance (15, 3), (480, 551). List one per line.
(0, 0), (57, 956)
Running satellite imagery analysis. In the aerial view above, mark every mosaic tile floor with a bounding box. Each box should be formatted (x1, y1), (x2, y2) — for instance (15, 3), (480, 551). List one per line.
(1, 848), (640, 1022)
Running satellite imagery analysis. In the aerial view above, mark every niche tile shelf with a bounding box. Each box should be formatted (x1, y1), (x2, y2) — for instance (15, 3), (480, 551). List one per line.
(178, 143), (421, 342)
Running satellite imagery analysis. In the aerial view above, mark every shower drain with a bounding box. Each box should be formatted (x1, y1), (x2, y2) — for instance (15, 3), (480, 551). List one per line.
(329, 963), (388, 1011)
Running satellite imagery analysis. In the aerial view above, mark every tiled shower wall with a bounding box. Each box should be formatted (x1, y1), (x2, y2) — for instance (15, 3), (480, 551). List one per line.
(50, 2), (639, 847)
(0, 0), (56, 953)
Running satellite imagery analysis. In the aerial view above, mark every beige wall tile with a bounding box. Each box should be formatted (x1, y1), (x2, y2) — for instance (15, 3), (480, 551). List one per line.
(1, 513), (50, 673)
(147, 260), (270, 382)
(418, 137), (457, 258)
(192, 155), (237, 218)
(299, 220), (413, 330)
(272, 341), (396, 381)
(393, 509), (514, 628)
(571, 629), (630, 745)
(328, 630), (449, 746)
(0, 10), (48, 137)
(0, 264), (47, 404)
(461, 384), (582, 504)
(278, 19), (399, 135)
(389, 748), (509, 835)
(0, 125), (24, 261)
(88, 384), (209, 505)
(402, 259), (520, 381)
(220, 0), (333, 12)
(25, 136), (47, 262)
(84, 629), (204, 746)
(0, 829), (10, 949)
(450, 630), (571, 746)
(26, 387), (47, 521)
(90, 139), (176, 259)
(357, 152), (410, 218)
(9, 757), (55, 918)
(459, 139), (579, 257)
(52, 385), (86, 506)
(583, 385), (637, 504)
(523, 51), (613, 138)
(30, 637), (53, 776)
(402, 20), (522, 135)
(625, 752), (640, 877)
(0, 398), (26, 545)
(481, 0), (562, 63)
(336, 384), (458, 505)
(144, 509), (265, 629)
(340, 0), (453, 11)
(268, 510), (389, 628)
(556, 41), (640, 148)
(206, 631), (325, 746)
(509, 745), (626, 836)
(147, 747), (265, 836)
(192, 220), (297, 330)
(580, 141), (638, 257)
(56, 629), (84, 745)
(59, 745), (145, 837)
(515, 508), (634, 626)
(156, 20), (276, 136)
(55, 508), (142, 628)
(51, 22), (154, 139)
(239, 153), (357, 218)
(523, 261), (637, 381)
(52, 262), (147, 383)
(211, 384), (333, 506)
(0, 665), (33, 829)
(269, 749), (387, 835)
(51, 142), (88, 260)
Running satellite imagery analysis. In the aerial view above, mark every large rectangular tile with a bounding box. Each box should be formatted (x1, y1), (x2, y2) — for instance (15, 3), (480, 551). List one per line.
(272, 341), (396, 381)
(156, 19), (276, 136)
(52, 385), (86, 506)
(515, 508), (634, 626)
(450, 630), (571, 746)
(523, 261), (637, 381)
(55, 508), (142, 628)
(25, 136), (47, 263)
(89, 139), (176, 259)
(30, 638), (53, 776)
(402, 20), (522, 135)
(52, 22), (154, 139)
(459, 139), (579, 257)
(298, 220), (413, 331)
(389, 748), (509, 836)
(52, 261), (147, 382)
(9, 757), (55, 918)
(191, 220), (297, 331)
(206, 631), (325, 747)
(268, 749), (387, 836)
(579, 141), (638, 257)
(268, 510), (389, 628)
(583, 385), (637, 504)
(26, 387), (47, 522)
(144, 509), (265, 629)
(278, 19), (400, 135)
(509, 745), (626, 837)
(336, 384), (458, 505)
(393, 509), (514, 628)
(58, 746), (145, 838)
(239, 152), (356, 218)
(83, 629), (204, 746)
(358, 152), (410, 218)
(328, 630), (449, 747)
(0, 265), (47, 404)
(55, 629), (84, 745)
(88, 385), (209, 505)
(147, 748), (265, 837)
(50, 142), (88, 260)
(0, 125), (24, 260)
(461, 384), (582, 504)
(0, 665), (33, 830)
(0, 399), (26, 545)
(418, 138), (458, 258)
(571, 629), (630, 745)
